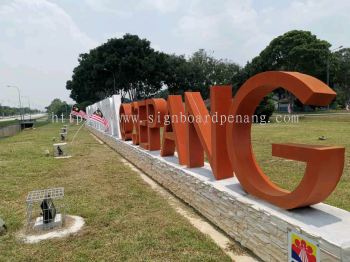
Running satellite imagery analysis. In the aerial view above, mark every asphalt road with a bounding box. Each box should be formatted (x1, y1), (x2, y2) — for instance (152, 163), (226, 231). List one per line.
(0, 113), (47, 122)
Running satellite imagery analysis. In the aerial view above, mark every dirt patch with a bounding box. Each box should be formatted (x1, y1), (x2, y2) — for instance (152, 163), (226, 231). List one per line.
(18, 215), (85, 244)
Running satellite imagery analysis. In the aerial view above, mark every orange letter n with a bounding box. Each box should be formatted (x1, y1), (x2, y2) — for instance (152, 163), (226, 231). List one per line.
(185, 86), (233, 180)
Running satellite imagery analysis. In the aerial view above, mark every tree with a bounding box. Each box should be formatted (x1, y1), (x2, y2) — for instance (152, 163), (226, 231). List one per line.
(45, 99), (71, 117)
(0, 105), (18, 117)
(187, 49), (241, 99)
(332, 48), (350, 108)
(162, 54), (195, 96)
(67, 34), (168, 103)
(238, 30), (332, 86)
(255, 94), (275, 123)
(243, 30), (331, 81)
(161, 50), (241, 100)
(0, 105), (40, 117)
(237, 30), (332, 113)
(67, 38), (241, 105)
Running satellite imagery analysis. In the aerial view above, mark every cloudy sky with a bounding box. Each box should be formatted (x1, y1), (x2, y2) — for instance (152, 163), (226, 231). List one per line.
(0, 0), (349, 109)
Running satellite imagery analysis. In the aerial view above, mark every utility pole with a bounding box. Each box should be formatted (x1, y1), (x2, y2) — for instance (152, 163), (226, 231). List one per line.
(0, 100), (2, 118)
(65, 103), (68, 119)
(22, 96), (31, 121)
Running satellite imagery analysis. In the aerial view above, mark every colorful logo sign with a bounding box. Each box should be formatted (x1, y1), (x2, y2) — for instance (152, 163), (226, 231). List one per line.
(289, 231), (319, 262)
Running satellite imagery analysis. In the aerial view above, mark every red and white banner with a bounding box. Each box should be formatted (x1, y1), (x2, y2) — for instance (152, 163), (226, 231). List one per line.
(71, 110), (87, 119)
(71, 105), (109, 130)
(71, 105), (87, 119)
(85, 95), (121, 137)
(89, 113), (109, 129)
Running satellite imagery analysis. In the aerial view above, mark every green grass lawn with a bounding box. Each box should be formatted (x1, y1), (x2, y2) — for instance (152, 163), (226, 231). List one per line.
(0, 123), (231, 261)
(0, 120), (18, 128)
(252, 114), (350, 210)
(0, 114), (349, 260)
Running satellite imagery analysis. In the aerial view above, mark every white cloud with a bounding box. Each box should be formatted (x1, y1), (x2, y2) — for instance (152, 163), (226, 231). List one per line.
(265, 0), (350, 45)
(1, 0), (350, 109)
(139, 0), (180, 13)
(173, 0), (268, 63)
(84, 0), (133, 17)
(0, 0), (96, 71)
(85, 0), (180, 15)
(0, 0), (97, 109)
(173, 0), (350, 63)
(102, 31), (127, 41)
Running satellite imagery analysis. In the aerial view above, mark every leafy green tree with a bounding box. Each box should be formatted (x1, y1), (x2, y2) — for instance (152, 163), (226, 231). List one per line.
(332, 48), (350, 107)
(66, 31), (345, 117)
(45, 99), (71, 117)
(255, 94), (275, 123)
(187, 49), (241, 99)
(0, 105), (40, 117)
(162, 54), (192, 96)
(0, 105), (18, 116)
(67, 38), (241, 104)
(161, 50), (241, 100)
(242, 30), (331, 82)
(237, 30), (332, 113)
(153, 89), (169, 99)
(67, 34), (168, 103)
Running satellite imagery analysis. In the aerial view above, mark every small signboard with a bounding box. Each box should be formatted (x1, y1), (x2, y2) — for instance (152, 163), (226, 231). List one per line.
(288, 231), (319, 262)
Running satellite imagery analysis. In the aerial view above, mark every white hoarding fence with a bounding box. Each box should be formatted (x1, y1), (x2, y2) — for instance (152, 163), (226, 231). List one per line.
(86, 95), (121, 138)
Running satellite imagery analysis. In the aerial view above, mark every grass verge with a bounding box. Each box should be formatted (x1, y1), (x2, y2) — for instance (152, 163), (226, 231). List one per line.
(0, 120), (18, 128)
(0, 123), (230, 261)
(252, 114), (350, 210)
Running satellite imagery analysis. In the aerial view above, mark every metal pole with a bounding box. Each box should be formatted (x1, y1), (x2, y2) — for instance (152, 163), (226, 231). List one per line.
(28, 98), (31, 121)
(326, 46), (343, 110)
(327, 45), (343, 87)
(22, 96), (31, 121)
(326, 56), (330, 86)
(7, 85), (22, 121)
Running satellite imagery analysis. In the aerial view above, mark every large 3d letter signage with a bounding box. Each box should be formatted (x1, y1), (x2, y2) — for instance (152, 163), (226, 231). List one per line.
(160, 95), (188, 165)
(119, 71), (345, 209)
(184, 86), (233, 179)
(119, 103), (133, 140)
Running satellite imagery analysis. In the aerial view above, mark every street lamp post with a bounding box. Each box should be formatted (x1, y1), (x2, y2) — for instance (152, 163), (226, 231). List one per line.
(64, 103), (68, 119)
(6, 85), (23, 121)
(327, 45), (343, 86)
(0, 99), (3, 118)
(326, 45), (344, 110)
(22, 96), (31, 121)
(103, 68), (116, 95)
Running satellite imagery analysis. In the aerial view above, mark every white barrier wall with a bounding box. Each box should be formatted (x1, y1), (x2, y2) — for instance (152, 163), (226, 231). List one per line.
(111, 95), (121, 138)
(86, 95), (121, 138)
